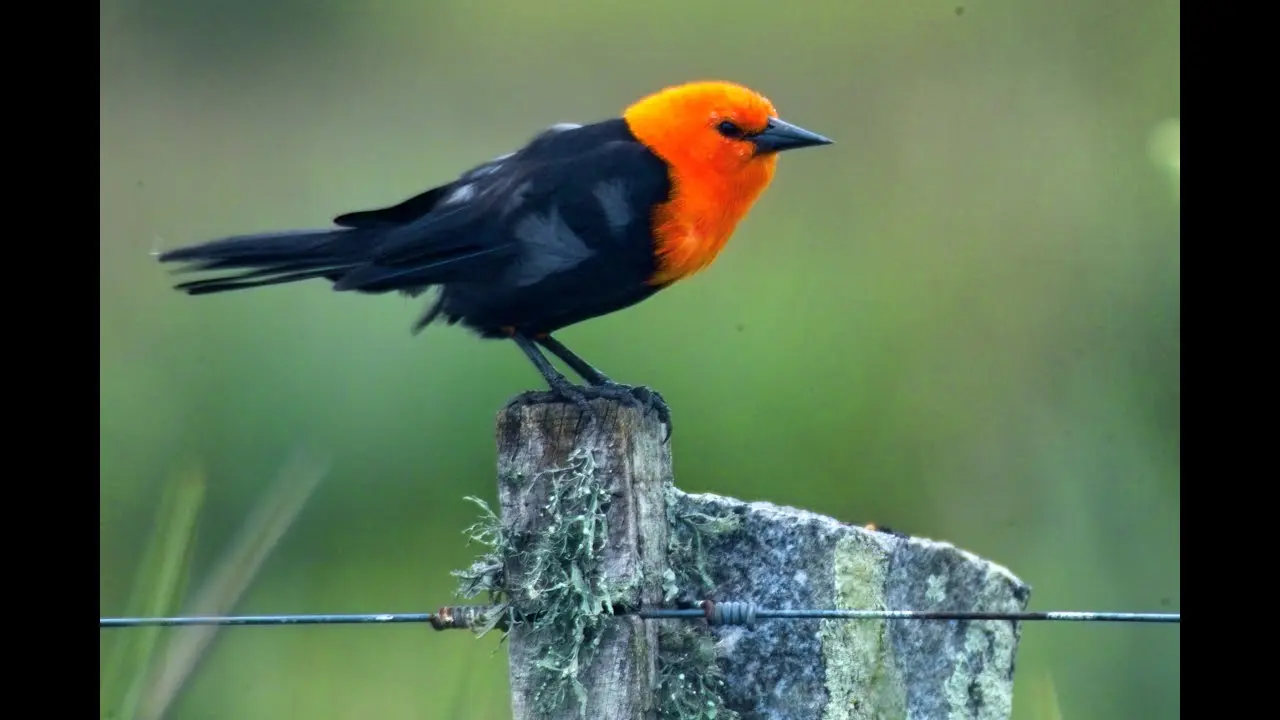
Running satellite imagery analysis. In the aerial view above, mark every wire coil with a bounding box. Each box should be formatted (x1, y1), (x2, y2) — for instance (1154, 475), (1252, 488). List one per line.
(703, 600), (758, 628)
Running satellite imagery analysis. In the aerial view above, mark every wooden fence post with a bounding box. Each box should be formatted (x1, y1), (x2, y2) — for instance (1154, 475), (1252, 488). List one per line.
(497, 395), (671, 720)
(494, 395), (1030, 720)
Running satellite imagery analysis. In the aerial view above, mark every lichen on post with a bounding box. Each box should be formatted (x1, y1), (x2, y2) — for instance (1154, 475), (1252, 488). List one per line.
(495, 394), (672, 720)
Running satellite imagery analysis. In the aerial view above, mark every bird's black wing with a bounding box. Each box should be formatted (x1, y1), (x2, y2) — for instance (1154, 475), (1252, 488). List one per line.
(330, 120), (668, 298)
(331, 186), (450, 229)
(155, 120), (669, 306)
(330, 123), (582, 229)
(419, 122), (675, 334)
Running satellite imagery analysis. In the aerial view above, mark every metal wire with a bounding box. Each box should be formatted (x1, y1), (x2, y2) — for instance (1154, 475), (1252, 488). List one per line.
(99, 613), (438, 628)
(100, 602), (1180, 630)
(647, 601), (1180, 629)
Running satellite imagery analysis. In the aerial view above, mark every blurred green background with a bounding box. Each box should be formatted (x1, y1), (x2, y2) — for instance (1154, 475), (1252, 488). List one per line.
(100, 0), (1179, 717)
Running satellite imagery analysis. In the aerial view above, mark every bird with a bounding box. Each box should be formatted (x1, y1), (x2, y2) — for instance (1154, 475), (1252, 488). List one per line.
(156, 80), (833, 439)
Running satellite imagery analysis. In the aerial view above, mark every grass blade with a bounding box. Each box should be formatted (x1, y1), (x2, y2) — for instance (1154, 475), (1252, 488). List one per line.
(100, 467), (206, 720)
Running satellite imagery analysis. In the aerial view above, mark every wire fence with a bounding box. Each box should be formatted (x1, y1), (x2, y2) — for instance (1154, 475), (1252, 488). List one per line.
(100, 600), (1181, 630)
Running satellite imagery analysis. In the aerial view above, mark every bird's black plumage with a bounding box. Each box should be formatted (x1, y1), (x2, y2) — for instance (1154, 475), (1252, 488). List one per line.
(158, 117), (678, 435)
(160, 118), (672, 339)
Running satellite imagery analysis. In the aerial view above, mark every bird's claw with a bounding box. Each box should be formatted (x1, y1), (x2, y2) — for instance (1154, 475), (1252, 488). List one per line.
(505, 381), (672, 443)
(556, 381), (596, 435)
(582, 381), (672, 442)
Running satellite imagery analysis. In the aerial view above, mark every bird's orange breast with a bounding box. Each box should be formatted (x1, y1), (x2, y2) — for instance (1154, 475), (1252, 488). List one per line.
(647, 155), (778, 287)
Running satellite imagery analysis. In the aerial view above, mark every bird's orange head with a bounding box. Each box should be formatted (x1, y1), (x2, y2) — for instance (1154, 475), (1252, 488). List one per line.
(623, 80), (832, 285)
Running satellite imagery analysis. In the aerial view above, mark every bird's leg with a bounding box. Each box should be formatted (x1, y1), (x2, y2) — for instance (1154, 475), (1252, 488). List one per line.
(511, 334), (601, 438)
(534, 335), (610, 385)
(511, 333), (592, 412)
(536, 335), (671, 440)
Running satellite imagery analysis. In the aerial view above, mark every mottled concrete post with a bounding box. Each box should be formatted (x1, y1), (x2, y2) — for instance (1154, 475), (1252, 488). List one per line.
(671, 491), (1031, 720)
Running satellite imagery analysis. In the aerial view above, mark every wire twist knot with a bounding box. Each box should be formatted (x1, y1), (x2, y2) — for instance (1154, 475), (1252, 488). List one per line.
(704, 600), (758, 628)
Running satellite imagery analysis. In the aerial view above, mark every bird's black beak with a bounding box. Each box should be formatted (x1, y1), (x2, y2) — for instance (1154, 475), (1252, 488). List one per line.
(752, 117), (834, 154)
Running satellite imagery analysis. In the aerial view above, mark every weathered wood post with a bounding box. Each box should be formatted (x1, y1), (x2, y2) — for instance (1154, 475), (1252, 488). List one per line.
(497, 395), (671, 720)
(495, 395), (1030, 720)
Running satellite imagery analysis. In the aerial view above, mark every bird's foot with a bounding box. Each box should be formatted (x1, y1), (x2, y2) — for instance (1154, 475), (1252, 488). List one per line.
(580, 381), (672, 442)
(505, 378), (593, 417)
(504, 381), (671, 442)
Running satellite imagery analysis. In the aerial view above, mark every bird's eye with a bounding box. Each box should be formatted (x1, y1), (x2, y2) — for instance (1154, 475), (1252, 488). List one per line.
(716, 119), (747, 139)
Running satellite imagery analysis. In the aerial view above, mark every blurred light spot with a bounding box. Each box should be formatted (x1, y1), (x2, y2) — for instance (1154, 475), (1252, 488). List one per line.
(1147, 118), (1180, 201)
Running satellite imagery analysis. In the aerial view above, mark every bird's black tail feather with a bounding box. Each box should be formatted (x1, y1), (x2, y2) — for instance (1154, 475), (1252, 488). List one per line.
(157, 228), (366, 295)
